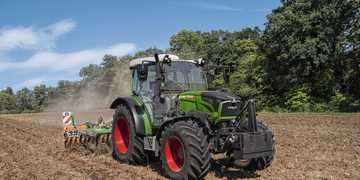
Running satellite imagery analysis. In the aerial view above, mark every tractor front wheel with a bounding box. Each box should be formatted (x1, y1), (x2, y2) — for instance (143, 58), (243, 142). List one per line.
(112, 104), (146, 165)
(160, 120), (211, 179)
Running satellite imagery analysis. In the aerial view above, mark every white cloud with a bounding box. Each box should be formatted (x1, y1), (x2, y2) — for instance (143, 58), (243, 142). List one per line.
(0, 19), (137, 89)
(46, 19), (76, 38)
(0, 27), (38, 51)
(0, 19), (76, 51)
(20, 77), (47, 88)
(0, 43), (136, 72)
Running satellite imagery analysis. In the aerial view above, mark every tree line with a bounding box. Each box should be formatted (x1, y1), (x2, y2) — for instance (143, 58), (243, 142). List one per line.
(0, 0), (359, 113)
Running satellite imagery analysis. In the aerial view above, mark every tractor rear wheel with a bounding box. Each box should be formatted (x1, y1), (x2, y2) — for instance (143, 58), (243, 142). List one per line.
(160, 120), (211, 179)
(112, 104), (146, 165)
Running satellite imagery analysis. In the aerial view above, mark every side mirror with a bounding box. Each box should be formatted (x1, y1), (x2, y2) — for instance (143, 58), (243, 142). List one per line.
(163, 55), (171, 64)
(137, 64), (148, 81)
(196, 58), (206, 66)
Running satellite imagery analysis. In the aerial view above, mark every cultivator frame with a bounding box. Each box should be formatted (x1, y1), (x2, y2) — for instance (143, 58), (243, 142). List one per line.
(62, 112), (112, 150)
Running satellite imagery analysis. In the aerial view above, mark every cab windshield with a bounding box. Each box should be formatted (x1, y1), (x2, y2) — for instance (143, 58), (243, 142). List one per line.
(134, 61), (207, 98)
(163, 61), (207, 91)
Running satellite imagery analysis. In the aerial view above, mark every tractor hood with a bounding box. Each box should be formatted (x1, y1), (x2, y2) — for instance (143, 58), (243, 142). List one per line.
(201, 91), (240, 102)
(179, 90), (241, 123)
(201, 91), (241, 114)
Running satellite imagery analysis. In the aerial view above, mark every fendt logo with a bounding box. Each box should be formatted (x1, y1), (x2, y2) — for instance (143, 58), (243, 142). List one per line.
(227, 106), (238, 110)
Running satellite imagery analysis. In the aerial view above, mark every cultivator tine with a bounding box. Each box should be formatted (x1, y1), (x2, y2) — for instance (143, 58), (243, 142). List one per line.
(96, 134), (112, 144)
(64, 137), (72, 148)
(102, 135), (107, 143)
(107, 134), (111, 144)
(96, 135), (103, 144)
(80, 136), (85, 144)
(85, 136), (92, 144)
(64, 138), (69, 148)
(64, 136), (82, 148)
(70, 137), (76, 144)
(108, 134), (112, 145)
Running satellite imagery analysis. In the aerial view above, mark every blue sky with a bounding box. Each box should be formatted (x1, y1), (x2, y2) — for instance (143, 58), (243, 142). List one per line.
(0, 0), (281, 90)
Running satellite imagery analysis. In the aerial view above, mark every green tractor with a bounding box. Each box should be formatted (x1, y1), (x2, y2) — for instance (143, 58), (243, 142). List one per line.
(110, 54), (275, 179)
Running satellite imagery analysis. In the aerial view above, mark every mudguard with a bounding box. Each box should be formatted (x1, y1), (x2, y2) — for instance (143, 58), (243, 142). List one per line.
(110, 97), (146, 135)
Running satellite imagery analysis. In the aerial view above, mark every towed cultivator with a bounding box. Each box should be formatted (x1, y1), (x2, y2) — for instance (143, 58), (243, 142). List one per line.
(62, 112), (112, 151)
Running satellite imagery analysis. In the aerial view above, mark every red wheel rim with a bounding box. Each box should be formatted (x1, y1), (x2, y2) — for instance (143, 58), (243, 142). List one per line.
(114, 117), (130, 153)
(165, 136), (185, 172)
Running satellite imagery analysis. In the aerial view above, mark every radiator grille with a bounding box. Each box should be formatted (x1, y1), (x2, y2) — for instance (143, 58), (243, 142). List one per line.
(221, 101), (241, 116)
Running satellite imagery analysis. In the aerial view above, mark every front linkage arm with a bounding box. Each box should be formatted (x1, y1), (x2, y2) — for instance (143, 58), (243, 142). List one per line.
(234, 99), (258, 132)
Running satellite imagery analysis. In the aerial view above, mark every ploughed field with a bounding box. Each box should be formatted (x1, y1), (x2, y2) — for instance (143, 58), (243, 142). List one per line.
(0, 111), (359, 179)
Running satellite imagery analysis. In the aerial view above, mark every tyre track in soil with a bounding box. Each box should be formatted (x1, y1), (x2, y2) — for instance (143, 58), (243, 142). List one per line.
(1, 112), (360, 179)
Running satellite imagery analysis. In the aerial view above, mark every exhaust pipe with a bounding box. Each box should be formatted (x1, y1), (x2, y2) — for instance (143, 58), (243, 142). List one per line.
(247, 99), (257, 132)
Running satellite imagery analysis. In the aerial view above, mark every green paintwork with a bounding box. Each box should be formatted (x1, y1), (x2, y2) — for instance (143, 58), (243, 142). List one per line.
(131, 95), (153, 135)
(129, 64), (239, 133)
(130, 89), (238, 134)
(84, 127), (112, 135)
(178, 91), (235, 124)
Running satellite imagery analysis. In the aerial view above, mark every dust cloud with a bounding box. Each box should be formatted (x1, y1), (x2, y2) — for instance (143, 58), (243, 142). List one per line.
(45, 62), (131, 113)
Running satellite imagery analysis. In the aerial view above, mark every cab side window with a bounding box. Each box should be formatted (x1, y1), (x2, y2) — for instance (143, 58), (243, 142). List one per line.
(132, 70), (140, 95)
(133, 64), (156, 97)
(139, 65), (156, 97)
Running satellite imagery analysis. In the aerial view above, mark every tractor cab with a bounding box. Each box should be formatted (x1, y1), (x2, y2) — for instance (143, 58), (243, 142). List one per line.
(130, 54), (210, 122)
(130, 54), (207, 96)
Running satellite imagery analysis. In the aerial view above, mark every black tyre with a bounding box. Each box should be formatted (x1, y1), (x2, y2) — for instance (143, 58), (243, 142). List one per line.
(112, 104), (146, 164)
(160, 120), (211, 179)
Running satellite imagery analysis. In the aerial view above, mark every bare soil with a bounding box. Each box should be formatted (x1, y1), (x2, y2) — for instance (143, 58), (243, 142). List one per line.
(0, 112), (359, 180)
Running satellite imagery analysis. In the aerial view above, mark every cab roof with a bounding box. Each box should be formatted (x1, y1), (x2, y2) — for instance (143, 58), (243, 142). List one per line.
(129, 54), (196, 68)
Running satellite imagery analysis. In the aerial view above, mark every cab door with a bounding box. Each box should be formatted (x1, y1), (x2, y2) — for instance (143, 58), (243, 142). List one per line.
(132, 65), (156, 122)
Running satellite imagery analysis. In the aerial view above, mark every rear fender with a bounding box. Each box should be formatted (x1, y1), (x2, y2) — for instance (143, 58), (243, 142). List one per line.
(110, 97), (147, 135)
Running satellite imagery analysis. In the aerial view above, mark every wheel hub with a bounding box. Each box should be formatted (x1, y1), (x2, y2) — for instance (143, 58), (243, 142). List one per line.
(114, 118), (130, 153)
(165, 136), (185, 172)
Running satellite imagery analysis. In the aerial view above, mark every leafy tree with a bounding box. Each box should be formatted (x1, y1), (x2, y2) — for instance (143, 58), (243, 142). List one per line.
(15, 88), (34, 112)
(170, 28), (262, 89)
(0, 92), (16, 113)
(285, 88), (311, 112)
(229, 39), (266, 108)
(32, 84), (48, 111)
(170, 30), (204, 59)
(102, 54), (117, 70)
(133, 47), (165, 58)
(260, 0), (360, 107)
(2, 87), (14, 96)
(230, 54), (262, 98)
(79, 64), (103, 82)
